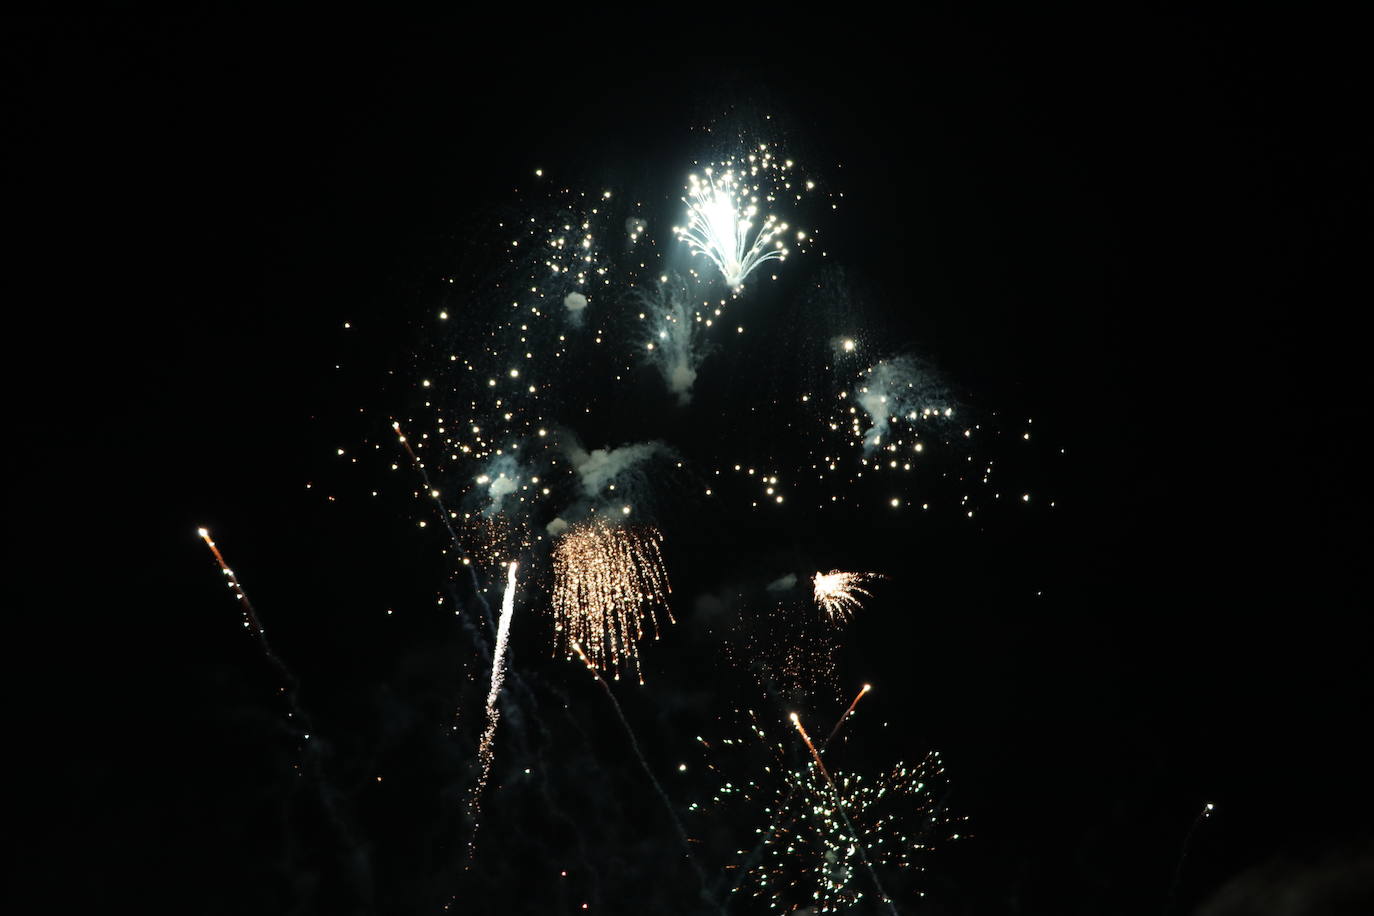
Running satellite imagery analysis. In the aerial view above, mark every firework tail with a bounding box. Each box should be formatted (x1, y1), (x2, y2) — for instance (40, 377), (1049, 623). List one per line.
(568, 641), (721, 913)
(1164, 802), (1215, 915)
(467, 561), (520, 863)
(791, 712), (898, 915)
(392, 420), (496, 637)
(722, 684), (873, 907)
(197, 527), (373, 904)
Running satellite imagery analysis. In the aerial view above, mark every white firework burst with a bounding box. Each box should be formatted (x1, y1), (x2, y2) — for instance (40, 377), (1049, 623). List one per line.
(675, 168), (789, 290)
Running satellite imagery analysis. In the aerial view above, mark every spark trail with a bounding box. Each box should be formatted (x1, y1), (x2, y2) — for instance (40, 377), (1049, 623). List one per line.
(568, 641), (719, 912)
(722, 685), (875, 906)
(467, 560), (519, 862)
(825, 683), (873, 747)
(196, 527), (372, 901)
(197, 527), (302, 727)
(392, 419), (495, 637)
(790, 711), (899, 915)
(1164, 801), (1216, 915)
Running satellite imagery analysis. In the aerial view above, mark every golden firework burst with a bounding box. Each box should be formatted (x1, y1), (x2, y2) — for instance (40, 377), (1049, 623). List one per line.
(551, 519), (673, 681)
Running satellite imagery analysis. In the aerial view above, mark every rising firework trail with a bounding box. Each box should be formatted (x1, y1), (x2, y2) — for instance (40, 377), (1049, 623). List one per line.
(468, 560), (520, 862)
(826, 683), (873, 747)
(197, 527), (301, 725)
(723, 685), (876, 905)
(567, 641), (718, 910)
(791, 711), (898, 915)
(1165, 801), (1216, 915)
(196, 527), (371, 898)
(392, 419), (495, 637)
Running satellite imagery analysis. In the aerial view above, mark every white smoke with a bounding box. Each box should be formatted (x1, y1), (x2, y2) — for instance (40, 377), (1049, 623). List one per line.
(640, 276), (705, 405)
(563, 290), (588, 327)
(766, 573), (798, 592)
(566, 439), (669, 499)
(478, 454), (524, 515)
(854, 355), (953, 453)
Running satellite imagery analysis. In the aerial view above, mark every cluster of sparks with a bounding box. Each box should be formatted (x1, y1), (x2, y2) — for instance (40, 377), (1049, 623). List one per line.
(551, 519), (673, 682)
(813, 570), (883, 622)
(696, 699), (964, 914)
(674, 144), (813, 292)
(724, 600), (844, 700)
(203, 138), (1029, 910)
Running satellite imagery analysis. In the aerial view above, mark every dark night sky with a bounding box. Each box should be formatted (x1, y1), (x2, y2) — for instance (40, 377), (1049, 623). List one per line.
(7, 12), (1372, 916)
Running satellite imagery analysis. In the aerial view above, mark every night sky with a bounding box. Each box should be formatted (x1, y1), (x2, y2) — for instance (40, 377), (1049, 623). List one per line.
(8, 13), (1372, 916)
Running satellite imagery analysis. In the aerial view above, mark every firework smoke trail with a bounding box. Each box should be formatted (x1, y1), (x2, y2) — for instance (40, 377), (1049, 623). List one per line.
(198, 527), (301, 725)
(791, 711), (899, 916)
(676, 168), (789, 291)
(196, 527), (373, 902)
(392, 420), (496, 637)
(825, 683), (873, 748)
(722, 685), (874, 906)
(467, 560), (519, 863)
(568, 641), (720, 913)
(640, 275), (706, 405)
(1164, 802), (1215, 915)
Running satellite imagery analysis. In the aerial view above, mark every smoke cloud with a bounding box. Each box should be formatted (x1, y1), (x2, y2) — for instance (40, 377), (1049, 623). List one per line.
(854, 355), (953, 452)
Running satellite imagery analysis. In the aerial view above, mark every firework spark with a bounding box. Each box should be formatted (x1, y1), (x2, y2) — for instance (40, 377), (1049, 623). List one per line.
(551, 519), (673, 682)
(702, 707), (960, 914)
(812, 570), (882, 622)
(197, 527), (301, 710)
(675, 167), (789, 291)
(468, 560), (519, 861)
(790, 710), (894, 915)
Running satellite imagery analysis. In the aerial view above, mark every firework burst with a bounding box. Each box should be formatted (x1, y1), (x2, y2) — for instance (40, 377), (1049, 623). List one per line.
(551, 518), (673, 682)
(812, 570), (883, 622)
(674, 145), (807, 291)
(698, 707), (963, 914)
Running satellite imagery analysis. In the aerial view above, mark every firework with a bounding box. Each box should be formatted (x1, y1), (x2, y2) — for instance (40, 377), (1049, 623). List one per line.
(568, 641), (710, 898)
(1165, 801), (1217, 915)
(675, 168), (789, 291)
(468, 560), (520, 860)
(812, 570), (883, 622)
(551, 519), (673, 682)
(791, 712), (897, 913)
(702, 707), (962, 914)
(196, 527), (300, 712)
